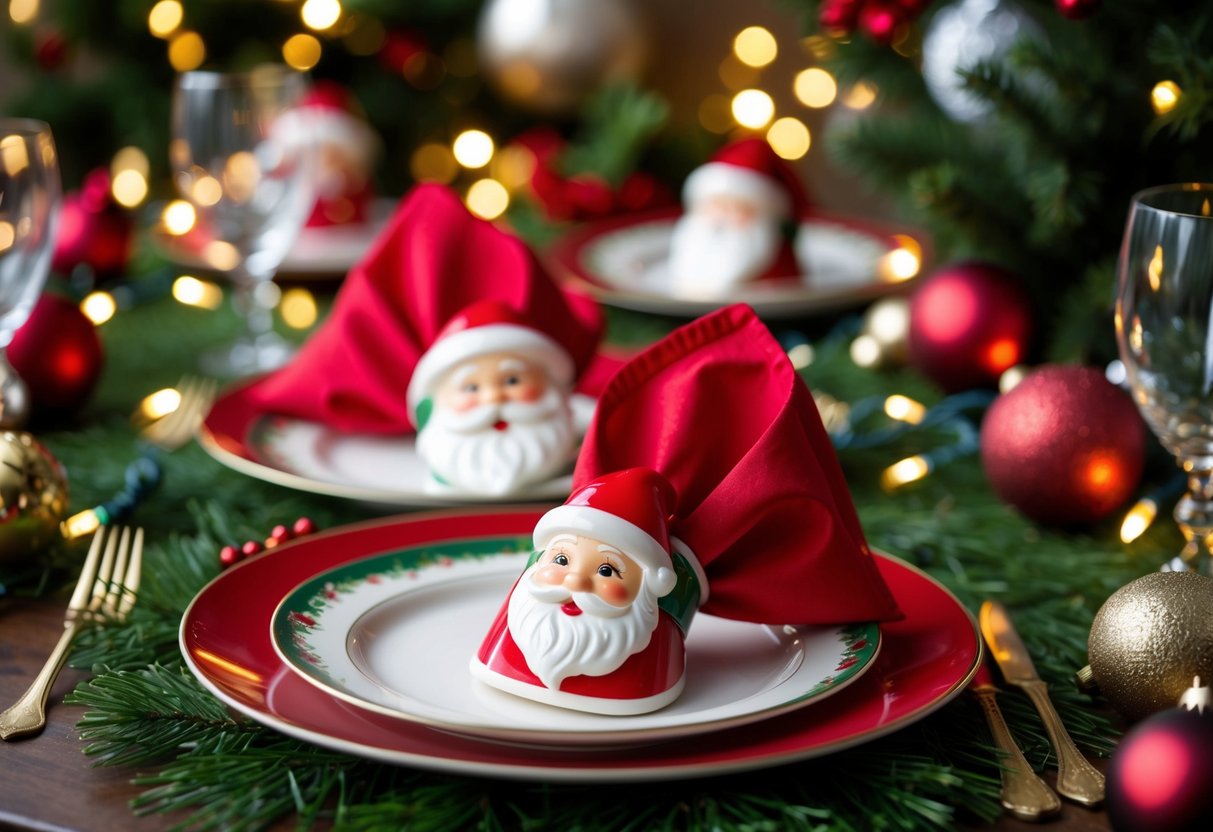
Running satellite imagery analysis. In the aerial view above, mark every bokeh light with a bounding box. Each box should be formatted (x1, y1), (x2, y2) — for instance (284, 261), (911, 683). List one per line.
(283, 33), (322, 71)
(465, 178), (509, 220)
(1151, 80), (1181, 115)
(794, 67), (837, 109)
(766, 117), (810, 160)
(842, 81), (878, 110)
(168, 30), (206, 71)
(111, 169), (149, 208)
(452, 130), (494, 169)
(80, 291), (117, 326)
(698, 94), (734, 134)
(162, 200), (196, 235)
(280, 287), (318, 329)
(410, 142), (459, 183)
(148, 0), (183, 38)
(731, 89), (775, 129)
(301, 0), (341, 32)
(9, 0), (38, 25)
(172, 275), (223, 309)
(733, 26), (777, 68)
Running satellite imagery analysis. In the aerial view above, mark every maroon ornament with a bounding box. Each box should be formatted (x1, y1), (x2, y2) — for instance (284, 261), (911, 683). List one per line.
(51, 169), (134, 281)
(241, 540), (264, 558)
(858, 1), (904, 45)
(907, 261), (1033, 392)
(1055, 0), (1100, 21)
(292, 516), (317, 536)
(980, 365), (1147, 527)
(820, 0), (862, 32)
(7, 293), (105, 416)
(34, 28), (69, 71)
(1107, 705), (1213, 831)
(218, 545), (241, 567)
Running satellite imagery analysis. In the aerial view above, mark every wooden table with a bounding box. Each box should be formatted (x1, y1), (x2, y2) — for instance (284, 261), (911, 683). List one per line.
(1, 596), (1113, 832)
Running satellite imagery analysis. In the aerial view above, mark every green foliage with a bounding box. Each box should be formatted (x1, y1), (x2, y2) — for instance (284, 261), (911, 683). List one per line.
(795, 0), (1213, 362)
(559, 83), (671, 186)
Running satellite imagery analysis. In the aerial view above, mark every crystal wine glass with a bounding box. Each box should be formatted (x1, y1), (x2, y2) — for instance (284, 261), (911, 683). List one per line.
(0, 119), (61, 427)
(171, 66), (315, 377)
(1116, 183), (1213, 572)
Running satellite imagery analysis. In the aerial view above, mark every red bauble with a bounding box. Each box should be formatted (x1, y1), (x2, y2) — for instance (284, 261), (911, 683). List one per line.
(820, 0), (862, 32)
(1107, 707), (1213, 832)
(907, 261), (1033, 392)
(980, 365), (1146, 526)
(858, 1), (904, 45)
(34, 28), (69, 71)
(51, 169), (134, 281)
(1056, 0), (1100, 21)
(7, 293), (104, 416)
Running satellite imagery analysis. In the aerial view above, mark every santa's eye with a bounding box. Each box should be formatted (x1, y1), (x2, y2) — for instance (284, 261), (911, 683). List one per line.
(597, 563), (618, 578)
(461, 382), (479, 394)
(504, 375), (521, 386)
(552, 554), (569, 566)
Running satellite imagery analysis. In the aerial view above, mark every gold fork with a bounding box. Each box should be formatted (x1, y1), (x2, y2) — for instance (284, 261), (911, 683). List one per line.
(140, 375), (218, 452)
(0, 525), (144, 740)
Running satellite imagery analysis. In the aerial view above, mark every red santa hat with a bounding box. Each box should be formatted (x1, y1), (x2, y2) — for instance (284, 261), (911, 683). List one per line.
(532, 468), (679, 597)
(272, 80), (379, 159)
(681, 137), (811, 221)
(406, 299), (575, 421)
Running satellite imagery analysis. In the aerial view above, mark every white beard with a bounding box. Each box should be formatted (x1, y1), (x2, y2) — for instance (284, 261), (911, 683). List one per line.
(507, 564), (661, 691)
(666, 211), (781, 297)
(416, 386), (575, 496)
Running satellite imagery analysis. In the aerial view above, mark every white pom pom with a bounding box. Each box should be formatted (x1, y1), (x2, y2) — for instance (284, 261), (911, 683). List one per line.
(650, 566), (676, 597)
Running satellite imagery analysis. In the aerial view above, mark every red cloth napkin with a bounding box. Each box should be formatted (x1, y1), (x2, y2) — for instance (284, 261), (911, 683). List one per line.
(573, 303), (902, 625)
(245, 184), (616, 434)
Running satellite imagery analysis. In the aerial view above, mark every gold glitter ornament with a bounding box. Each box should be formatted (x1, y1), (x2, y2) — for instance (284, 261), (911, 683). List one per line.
(0, 431), (69, 567)
(1083, 571), (1213, 720)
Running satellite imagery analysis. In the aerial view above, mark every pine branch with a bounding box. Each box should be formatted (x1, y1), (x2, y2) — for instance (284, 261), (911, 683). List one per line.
(560, 83), (670, 187)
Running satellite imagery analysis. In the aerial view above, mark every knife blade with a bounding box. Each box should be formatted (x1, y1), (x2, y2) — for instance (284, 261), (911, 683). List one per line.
(979, 600), (1105, 806)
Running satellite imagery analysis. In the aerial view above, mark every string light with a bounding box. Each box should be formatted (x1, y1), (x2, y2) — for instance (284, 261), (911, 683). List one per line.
(168, 30), (206, 71)
(0, 222), (13, 254)
(491, 145), (537, 190)
(60, 509), (102, 541)
(842, 81), (878, 110)
(1120, 498), (1158, 544)
(80, 291), (117, 325)
(452, 130), (494, 169)
(147, 0), (183, 38)
(162, 200), (196, 235)
(465, 178), (509, 220)
(998, 365), (1030, 394)
(733, 26), (778, 68)
(850, 334), (882, 368)
(410, 142), (458, 184)
(138, 387), (183, 422)
(698, 94), (734, 134)
(794, 68), (837, 109)
(879, 246), (920, 282)
(766, 117), (811, 160)
(731, 89), (775, 129)
(787, 343), (814, 370)
(279, 287), (318, 329)
(718, 55), (760, 91)
(283, 33), (322, 71)
(205, 240), (240, 271)
(884, 395), (926, 424)
(882, 455), (931, 491)
(301, 0), (341, 32)
(172, 275), (224, 309)
(1151, 81), (1181, 116)
(8, 0), (38, 25)
(111, 169), (149, 208)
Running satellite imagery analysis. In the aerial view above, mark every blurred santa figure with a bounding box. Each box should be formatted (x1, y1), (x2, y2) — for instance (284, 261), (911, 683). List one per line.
(473, 468), (701, 714)
(272, 80), (379, 227)
(407, 300), (578, 496)
(666, 138), (810, 296)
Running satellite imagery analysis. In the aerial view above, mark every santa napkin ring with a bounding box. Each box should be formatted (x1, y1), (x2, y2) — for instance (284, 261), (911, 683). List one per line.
(471, 304), (902, 714)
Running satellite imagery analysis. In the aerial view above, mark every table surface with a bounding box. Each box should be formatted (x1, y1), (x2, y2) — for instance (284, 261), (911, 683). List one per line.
(0, 594), (1115, 832)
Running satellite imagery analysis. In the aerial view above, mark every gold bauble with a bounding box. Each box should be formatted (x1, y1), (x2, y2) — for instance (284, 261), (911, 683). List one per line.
(0, 431), (69, 566)
(1087, 571), (1213, 720)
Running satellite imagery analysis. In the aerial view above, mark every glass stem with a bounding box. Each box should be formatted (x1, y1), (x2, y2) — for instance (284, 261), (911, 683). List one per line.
(230, 267), (274, 341)
(1174, 466), (1213, 569)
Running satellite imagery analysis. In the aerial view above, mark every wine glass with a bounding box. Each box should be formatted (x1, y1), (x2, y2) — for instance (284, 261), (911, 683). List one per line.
(0, 119), (61, 427)
(1116, 183), (1213, 572)
(171, 66), (315, 377)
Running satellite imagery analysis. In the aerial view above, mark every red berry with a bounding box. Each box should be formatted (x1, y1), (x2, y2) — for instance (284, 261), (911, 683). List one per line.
(293, 517), (316, 536)
(219, 545), (240, 567)
(241, 540), (263, 558)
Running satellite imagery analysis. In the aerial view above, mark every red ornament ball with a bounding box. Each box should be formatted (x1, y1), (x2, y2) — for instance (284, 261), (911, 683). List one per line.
(980, 365), (1146, 526)
(908, 261), (1033, 392)
(293, 517), (317, 536)
(51, 169), (134, 281)
(1056, 0), (1100, 21)
(34, 28), (70, 71)
(1107, 706), (1213, 832)
(218, 545), (241, 568)
(7, 293), (104, 416)
(858, 2), (904, 45)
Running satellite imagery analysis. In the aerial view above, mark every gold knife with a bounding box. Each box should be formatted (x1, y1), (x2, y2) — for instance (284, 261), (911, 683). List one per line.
(980, 600), (1105, 806)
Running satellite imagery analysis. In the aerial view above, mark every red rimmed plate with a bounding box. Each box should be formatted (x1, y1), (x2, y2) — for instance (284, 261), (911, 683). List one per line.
(180, 509), (980, 782)
(546, 209), (922, 319)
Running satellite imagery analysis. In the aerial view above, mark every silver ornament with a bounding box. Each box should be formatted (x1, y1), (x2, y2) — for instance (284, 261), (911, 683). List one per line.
(921, 0), (1041, 123)
(477, 0), (648, 116)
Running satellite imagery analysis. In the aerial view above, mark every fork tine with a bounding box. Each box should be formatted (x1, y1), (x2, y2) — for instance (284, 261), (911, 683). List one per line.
(101, 526), (132, 618)
(66, 526), (108, 612)
(116, 528), (143, 620)
(87, 526), (121, 615)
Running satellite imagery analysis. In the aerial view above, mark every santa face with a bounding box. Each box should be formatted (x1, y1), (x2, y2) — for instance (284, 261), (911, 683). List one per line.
(507, 534), (661, 691)
(666, 192), (782, 297)
(416, 353), (575, 495)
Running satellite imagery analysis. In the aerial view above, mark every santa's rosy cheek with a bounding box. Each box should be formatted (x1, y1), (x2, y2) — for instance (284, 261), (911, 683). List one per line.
(598, 581), (631, 605)
(448, 394), (479, 412)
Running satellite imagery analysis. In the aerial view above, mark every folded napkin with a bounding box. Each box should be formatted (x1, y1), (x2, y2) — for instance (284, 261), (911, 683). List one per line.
(573, 303), (902, 625)
(245, 183), (615, 434)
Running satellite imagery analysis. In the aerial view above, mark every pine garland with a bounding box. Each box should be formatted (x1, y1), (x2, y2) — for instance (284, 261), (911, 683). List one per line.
(3, 296), (1168, 831)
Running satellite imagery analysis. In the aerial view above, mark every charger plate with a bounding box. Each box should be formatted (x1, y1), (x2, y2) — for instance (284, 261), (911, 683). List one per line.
(180, 509), (980, 783)
(270, 549), (880, 746)
(547, 209), (920, 319)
